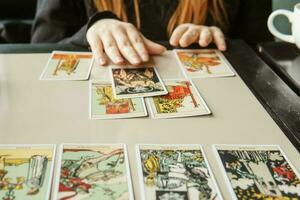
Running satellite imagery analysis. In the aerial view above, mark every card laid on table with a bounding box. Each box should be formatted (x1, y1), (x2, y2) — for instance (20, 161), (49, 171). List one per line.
(110, 66), (168, 99)
(174, 49), (235, 78)
(40, 51), (93, 80)
(90, 81), (148, 119)
(136, 144), (222, 200)
(213, 144), (300, 200)
(53, 144), (134, 200)
(0, 144), (56, 200)
(146, 79), (211, 119)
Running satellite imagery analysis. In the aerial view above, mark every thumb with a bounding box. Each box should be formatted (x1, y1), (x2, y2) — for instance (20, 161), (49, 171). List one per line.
(143, 36), (166, 55)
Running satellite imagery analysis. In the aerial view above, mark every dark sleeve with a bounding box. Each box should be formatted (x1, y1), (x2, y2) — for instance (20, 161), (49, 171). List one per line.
(31, 0), (119, 47)
(228, 0), (274, 46)
(31, 0), (89, 46)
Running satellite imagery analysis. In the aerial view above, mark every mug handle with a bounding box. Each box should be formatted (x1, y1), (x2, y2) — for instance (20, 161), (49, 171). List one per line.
(268, 10), (295, 43)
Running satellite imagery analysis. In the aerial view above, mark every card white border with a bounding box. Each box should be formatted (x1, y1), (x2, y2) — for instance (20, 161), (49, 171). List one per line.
(52, 143), (134, 200)
(136, 144), (223, 200)
(109, 66), (168, 99)
(173, 49), (235, 79)
(89, 80), (148, 119)
(0, 144), (56, 200)
(212, 144), (300, 200)
(146, 78), (211, 119)
(39, 51), (94, 81)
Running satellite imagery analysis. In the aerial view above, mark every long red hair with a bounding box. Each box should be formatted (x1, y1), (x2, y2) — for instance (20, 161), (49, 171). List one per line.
(93, 0), (228, 35)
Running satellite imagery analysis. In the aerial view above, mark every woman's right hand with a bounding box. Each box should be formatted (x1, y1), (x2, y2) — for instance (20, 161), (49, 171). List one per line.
(86, 19), (166, 66)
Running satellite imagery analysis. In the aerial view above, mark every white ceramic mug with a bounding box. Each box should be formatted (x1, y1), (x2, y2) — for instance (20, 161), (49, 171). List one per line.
(268, 3), (300, 49)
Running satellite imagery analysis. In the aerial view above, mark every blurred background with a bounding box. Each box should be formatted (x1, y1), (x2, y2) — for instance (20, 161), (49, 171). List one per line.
(0, 0), (300, 44)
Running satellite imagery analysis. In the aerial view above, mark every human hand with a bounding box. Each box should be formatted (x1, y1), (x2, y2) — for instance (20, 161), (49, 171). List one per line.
(87, 19), (166, 66)
(169, 23), (226, 51)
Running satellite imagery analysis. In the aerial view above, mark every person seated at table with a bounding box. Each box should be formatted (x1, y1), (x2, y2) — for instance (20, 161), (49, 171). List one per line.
(31, 0), (272, 66)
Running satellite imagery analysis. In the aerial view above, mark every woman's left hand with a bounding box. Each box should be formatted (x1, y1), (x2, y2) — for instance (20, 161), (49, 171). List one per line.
(169, 23), (226, 51)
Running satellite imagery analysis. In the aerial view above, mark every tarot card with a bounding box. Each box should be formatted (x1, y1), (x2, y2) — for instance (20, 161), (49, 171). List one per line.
(136, 144), (222, 200)
(90, 81), (148, 119)
(0, 144), (56, 200)
(174, 49), (235, 78)
(110, 66), (168, 99)
(146, 79), (211, 119)
(40, 51), (93, 80)
(213, 144), (300, 200)
(53, 144), (134, 200)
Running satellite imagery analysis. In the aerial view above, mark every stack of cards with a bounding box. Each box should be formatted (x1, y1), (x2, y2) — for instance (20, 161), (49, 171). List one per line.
(1, 144), (299, 199)
(39, 49), (237, 120)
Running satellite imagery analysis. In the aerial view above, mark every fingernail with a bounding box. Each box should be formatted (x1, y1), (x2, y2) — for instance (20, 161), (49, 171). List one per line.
(116, 56), (123, 63)
(141, 54), (149, 61)
(220, 45), (226, 51)
(98, 58), (105, 65)
(133, 56), (140, 64)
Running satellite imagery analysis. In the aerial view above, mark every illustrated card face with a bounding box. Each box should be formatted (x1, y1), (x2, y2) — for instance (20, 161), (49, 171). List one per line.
(90, 81), (148, 119)
(136, 144), (222, 200)
(53, 144), (134, 200)
(214, 145), (300, 200)
(174, 49), (235, 78)
(110, 66), (168, 99)
(0, 144), (56, 200)
(40, 51), (93, 80)
(146, 79), (211, 119)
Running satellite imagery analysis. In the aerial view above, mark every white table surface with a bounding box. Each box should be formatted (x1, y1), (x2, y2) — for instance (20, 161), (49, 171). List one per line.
(0, 51), (299, 199)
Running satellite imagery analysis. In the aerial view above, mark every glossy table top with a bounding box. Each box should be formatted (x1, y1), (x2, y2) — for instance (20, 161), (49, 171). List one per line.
(0, 42), (299, 199)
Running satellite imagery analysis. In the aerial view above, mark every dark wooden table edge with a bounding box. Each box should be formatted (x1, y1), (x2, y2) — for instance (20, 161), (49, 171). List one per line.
(224, 40), (300, 152)
(1, 41), (299, 151)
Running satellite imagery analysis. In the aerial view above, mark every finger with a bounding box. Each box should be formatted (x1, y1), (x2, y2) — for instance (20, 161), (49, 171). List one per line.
(113, 27), (141, 65)
(179, 28), (199, 47)
(198, 27), (213, 47)
(210, 26), (226, 51)
(87, 34), (107, 66)
(126, 27), (149, 62)
(100, 31), (124, 64)
(169, 25), (189, 46)
(143, 36), (166, 55)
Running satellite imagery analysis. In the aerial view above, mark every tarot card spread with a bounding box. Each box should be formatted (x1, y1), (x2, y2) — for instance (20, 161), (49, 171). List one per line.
(174, 49), (235, 78)
(214, 145), (300, 200)
(137, 145), (222, 200)
(147, 79), (211, 119)
(110, 66), (168, 99)
(40, 51), (93, 80)
(54, 144), (134, 200)
(0, 145), (55, 200)
(90, 81), (147, 119)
